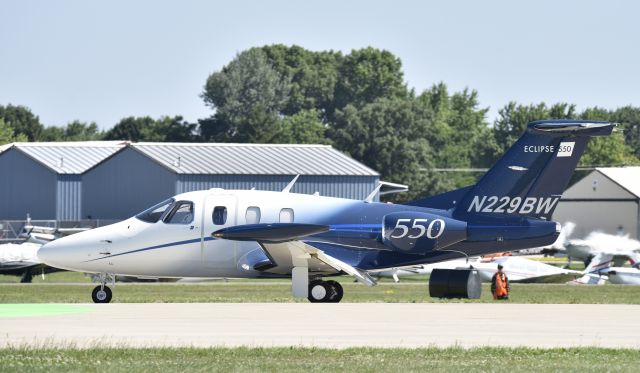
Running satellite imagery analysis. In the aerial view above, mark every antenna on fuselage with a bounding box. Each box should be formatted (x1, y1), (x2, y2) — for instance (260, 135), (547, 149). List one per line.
(282, 174), (300, 193)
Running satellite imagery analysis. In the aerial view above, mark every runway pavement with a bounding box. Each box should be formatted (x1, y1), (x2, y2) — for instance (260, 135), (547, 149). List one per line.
(1, 303), (639, 348)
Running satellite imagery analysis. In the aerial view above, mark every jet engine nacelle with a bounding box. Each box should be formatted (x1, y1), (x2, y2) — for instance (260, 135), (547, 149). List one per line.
(382, 212), (467, 254)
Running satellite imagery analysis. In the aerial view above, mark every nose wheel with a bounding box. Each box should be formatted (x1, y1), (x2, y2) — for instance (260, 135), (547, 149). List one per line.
(92, 285), (112, 303)
(308, 279), (343, 303)
(91, 273), (114, 303)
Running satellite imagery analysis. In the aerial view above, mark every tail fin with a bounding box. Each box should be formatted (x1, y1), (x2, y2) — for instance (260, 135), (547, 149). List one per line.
(453, 120), (614, 220)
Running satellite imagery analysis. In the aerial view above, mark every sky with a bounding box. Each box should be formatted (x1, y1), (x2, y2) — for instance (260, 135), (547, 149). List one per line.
(1, 0), (639, 130)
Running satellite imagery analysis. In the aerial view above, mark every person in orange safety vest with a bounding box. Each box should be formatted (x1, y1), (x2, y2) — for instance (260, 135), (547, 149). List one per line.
(491, 264), (510, 300)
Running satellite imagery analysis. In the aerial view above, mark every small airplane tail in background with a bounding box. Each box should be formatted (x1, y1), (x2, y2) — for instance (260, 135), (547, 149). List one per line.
(452, 120), (614, 221)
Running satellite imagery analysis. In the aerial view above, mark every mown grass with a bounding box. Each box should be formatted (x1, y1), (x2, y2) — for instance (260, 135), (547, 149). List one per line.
(1, 281), (640, 304)
(0, 346), (638, 373)
(0, 271), (92, 284)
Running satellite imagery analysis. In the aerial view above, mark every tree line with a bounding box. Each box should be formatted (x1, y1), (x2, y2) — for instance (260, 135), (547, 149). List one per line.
(2, 45), (639, 200)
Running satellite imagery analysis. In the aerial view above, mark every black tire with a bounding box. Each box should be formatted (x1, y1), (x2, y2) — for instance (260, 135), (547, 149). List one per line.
(308, 280), (329, 303)
(92, 285), (113, 303)
(324, 280), (344, 303)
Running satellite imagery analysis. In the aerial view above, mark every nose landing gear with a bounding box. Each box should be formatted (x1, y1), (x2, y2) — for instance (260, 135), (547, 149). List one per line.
(91, 273), (114, 303)
(308, 279), (343, 303)
(92, 285), (112, 303)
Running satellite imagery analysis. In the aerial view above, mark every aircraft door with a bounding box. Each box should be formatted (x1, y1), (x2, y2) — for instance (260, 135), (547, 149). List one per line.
(158, 199), (201, 245)
(202, 194), (238, 269)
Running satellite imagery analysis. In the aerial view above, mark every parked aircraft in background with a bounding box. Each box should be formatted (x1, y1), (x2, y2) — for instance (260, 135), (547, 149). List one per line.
(605, 267), (640, 285)
(578, 252), (640, 285)
(0, 225), (89, 282)
(553, 222), (640, 267)
(0, 241), (44, 282)
(37, 120), (615, 303)
(374, 256), (583, 283)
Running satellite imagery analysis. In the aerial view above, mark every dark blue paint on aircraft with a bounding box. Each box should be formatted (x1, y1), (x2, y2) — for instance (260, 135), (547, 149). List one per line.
(214, 120), (615, 272)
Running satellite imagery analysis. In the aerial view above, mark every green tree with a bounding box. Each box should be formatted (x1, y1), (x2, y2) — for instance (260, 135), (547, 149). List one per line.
(151, 116), (197, 142)
(0, 118), (28, 144)
(330, 97), (448, 200)
(610, 106), (640, 158)
(579, 107), (639, 166)
(260, 45), (342, 119)
(493, 102), (576, 155)
(333, 47), (407, 112)
(105, 116), (195, 142)
(104, 116), (156, 141)
(276, 109), (327, 144)
(40, 120), (103, 141)
(0, 104), (44, 141)
(417, 83), (494, 187)
(200, 49), (290, 142)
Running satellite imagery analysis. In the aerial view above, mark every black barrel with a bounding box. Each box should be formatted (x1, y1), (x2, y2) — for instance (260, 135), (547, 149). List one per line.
(429, 268), (481, 299)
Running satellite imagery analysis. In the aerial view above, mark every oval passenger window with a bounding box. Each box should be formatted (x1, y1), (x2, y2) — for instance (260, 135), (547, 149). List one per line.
(245, 206), (261, 224)
(213, 206), (227, 225)
(279, 208), (294, 223)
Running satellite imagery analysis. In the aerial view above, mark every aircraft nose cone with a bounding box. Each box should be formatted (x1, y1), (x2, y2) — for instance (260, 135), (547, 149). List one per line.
(37, 240), (60, 265)
(37, 235), (83, 270)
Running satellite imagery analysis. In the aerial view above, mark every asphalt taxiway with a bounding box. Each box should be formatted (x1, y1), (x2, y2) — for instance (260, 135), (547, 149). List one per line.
(1, 303), (639, 348)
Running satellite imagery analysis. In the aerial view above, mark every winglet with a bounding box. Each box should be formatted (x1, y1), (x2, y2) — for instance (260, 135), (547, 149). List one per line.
(282, 175), (300, 193)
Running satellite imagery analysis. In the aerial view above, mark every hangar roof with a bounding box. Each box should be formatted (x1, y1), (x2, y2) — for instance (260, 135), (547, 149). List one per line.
(131, 143), (379, 176)
(0, 141), (378, 176)
(0, 141), (126, 174)
(597, 167), (640, 198)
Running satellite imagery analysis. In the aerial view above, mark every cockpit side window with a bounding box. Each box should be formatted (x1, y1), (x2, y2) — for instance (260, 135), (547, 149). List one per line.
(213, 206), (227, 225)
(135, 198), (175, 223)
(163, 201), (194, 224)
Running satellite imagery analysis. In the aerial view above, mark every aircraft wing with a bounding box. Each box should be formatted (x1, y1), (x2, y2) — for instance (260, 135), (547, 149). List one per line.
(513, 272), (582, 284)
(212, 224), (377, 286)
(213, 223), (330, 242)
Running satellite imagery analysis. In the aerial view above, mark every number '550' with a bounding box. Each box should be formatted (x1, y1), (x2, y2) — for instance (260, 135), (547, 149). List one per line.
(390, 219), (445, 239)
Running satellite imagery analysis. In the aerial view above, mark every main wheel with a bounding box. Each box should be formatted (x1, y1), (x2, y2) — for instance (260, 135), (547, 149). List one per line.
(92, 285), (113, 303)
(308, 280), (329, 303)
(324, 280), (344, 303)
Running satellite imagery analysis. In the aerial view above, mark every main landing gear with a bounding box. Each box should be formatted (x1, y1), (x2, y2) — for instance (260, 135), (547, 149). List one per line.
(92, 273), (114, 303)
(308, 279), (343, 303)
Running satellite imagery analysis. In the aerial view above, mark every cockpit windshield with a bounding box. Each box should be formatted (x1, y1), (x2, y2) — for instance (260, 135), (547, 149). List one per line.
(135, 198), (175, 223)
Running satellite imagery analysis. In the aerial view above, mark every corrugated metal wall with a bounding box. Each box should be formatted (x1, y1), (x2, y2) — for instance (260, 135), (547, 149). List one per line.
(0, 145), (380, 222)
(0, 149), (57, 219)
(82, 148), (177, 220)
(176, 175), (379, 200)
(56, 175), (82, 220)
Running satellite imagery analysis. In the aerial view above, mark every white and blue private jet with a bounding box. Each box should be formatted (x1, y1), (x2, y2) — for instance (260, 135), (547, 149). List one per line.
(38, 120), (614, 303)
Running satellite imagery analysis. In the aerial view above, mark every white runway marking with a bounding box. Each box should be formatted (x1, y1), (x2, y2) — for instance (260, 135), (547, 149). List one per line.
(2, 303), (639, 349)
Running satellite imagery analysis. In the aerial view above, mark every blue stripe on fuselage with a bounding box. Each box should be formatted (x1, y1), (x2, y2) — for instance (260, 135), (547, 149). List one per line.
(83, 236), (216, 262)
(329, 224), (380, 229)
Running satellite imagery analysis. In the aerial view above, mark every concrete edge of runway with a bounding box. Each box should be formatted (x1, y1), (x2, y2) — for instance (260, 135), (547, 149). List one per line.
(1, 303), (639, 349)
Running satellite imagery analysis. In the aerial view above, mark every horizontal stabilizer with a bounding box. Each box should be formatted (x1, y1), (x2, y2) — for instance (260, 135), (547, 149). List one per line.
(212, 223), (329, 243)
